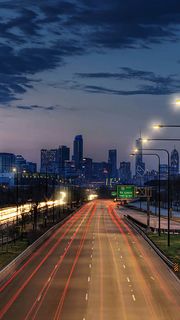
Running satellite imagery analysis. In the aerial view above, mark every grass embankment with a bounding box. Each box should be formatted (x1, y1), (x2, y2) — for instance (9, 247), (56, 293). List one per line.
(0, 239), (28, 270)
(148, 233), (180, 277)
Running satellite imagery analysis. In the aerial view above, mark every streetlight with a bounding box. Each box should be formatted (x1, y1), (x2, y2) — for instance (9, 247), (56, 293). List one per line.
(153, 124), (180, 129)
(13, 167), (19, 223)
(140, 142), (172, 246)
(131, 152), (161, 236)
(143, 138), (180, 142)
(175, 99), (180, 108)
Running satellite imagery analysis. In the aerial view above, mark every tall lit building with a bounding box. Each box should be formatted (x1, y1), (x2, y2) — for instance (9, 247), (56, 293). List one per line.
(159, 164), (168, 180)
(58, 146), (70, 173)
(0, 153), (16, 173)
(73, 135), (83, 170)
(0, 153), (16, 186)
(171, 148), (179, 175)
(82, 158), (93, 181)
(40, 149), (58, 173)
(135, 138), (145, 177)
(119, 162), (131, 184)
(108, 149), (117, 178)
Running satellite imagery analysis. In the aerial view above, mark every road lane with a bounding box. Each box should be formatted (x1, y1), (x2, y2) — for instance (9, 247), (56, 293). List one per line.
(0, 200), (180, 320)
(0, 203), (95, 319)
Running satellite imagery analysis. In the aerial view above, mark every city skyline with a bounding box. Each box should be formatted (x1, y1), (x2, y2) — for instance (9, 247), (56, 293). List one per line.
(0, 1), (180, 166)
(0, 136), (179, 176)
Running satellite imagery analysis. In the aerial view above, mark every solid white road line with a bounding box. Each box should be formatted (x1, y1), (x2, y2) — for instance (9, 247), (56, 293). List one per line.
(132, 294), (136, 301)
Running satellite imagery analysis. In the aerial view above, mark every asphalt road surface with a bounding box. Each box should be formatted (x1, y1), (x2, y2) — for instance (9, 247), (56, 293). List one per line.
(0, 200), (180, 320)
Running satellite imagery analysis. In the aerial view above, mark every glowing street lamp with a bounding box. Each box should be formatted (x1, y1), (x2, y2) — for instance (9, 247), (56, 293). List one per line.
(153, 124), (180, 129)
(175, 99), (180, 107)
(59, 191), (67, 205)
(13, 167), (19, 222)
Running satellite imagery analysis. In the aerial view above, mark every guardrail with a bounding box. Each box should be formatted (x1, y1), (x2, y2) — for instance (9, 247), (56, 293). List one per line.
(126, 213), (180, 234)
(0, 210), (77, 285)
(124, 216), (174, 268)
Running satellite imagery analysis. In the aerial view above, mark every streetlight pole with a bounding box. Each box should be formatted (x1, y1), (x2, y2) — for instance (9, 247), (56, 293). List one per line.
(140, 146), (171, 246)
(153, 124), (180, 129)
(131, 152), (161, 235)
(143, 153), (161, 237)
(144, 138), (180, 142)
(13, 168), (19, 224)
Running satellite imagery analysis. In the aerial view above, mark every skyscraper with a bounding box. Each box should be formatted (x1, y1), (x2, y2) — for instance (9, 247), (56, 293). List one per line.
(73, 135), (83, 170)
(171, 148), (179, 175)
(58, 145), (70, 174)
(119, 162), (132, 184)
(82, 158), (93, 181)
(108, 149), (117, 178)
(0, 153), (15, 173)
(40, 149), (58, 173)
(135, 138), (145, 177)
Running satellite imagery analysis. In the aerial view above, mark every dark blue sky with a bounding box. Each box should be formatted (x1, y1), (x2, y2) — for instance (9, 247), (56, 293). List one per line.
(0, 0), (180, 168)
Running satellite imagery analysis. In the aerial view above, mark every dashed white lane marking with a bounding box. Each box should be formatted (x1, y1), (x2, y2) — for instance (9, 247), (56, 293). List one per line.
(120, 255), (123, 259)
(85, 293), (88, 301)
(37, 295), (42, 302)
(91, 254), (93, 259)
(139, 255), (143, 258)
(89, 264), (92, 268)
(92, 247), (94, 250)
(132, 294), (136, 301)
(150, 276), (155, 281)
(123, 264), (126, 269)
(88, 276), (91, 282)
(127, 277), (130, 283)
(83, 318), (86, 320)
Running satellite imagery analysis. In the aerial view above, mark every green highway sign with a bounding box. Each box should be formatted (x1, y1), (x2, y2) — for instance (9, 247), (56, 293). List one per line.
(117, 185), (135, 199)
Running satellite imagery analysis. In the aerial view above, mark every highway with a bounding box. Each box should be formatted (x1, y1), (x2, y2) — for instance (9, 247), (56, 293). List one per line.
(0, 200), (180, 320)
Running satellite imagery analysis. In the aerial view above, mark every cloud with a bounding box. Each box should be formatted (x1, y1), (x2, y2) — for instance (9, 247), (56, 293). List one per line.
(16, 104), (56, 111)
(73, 67), (180, 95)
(69, 83), (177, 96)
(15, 104), (79, 111)
(0, 0), (180, 102)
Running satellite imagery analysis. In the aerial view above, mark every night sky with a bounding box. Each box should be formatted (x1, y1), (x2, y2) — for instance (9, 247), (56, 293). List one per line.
(0, 0), (180, 169)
